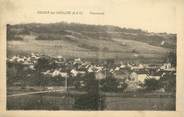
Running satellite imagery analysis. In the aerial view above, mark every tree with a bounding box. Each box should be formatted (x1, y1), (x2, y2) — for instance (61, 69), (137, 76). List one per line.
(74, 72), (105, 110)
(100, 77), (119, 92)
(35, 56), (51, 72)
(160, 74), (176, 92)
(166, 51), (176, 67)
(144, 78), (161, 91)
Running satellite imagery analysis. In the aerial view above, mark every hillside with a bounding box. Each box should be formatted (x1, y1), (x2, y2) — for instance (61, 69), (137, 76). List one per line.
(7, 22), (176, 63)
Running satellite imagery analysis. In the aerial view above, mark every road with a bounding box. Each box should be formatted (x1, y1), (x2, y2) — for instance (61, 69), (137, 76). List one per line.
(7, 89), (65, 97)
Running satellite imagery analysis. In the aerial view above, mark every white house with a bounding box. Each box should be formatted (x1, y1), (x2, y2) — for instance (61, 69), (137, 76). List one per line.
(137, 74), (147, 83)
(95, 71), (106, 80)
(70, 69), (78, 77)
(161, 63), (171, 69)
(147, 75), (160, 80)
(129, 72), (138, 82)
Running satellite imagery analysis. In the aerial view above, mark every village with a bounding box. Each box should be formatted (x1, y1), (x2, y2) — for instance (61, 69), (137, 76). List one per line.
(7, 52), (176, 95)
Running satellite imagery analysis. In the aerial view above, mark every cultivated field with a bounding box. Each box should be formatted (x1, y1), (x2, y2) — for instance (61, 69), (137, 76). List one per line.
(7, 35), (171, 62)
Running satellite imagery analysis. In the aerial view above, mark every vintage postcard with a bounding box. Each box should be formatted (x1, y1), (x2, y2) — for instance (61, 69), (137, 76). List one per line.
(0, 0), (184, 117)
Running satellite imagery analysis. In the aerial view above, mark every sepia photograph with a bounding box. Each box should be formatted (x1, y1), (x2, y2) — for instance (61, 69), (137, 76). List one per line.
(1, 0), (183, 114)
(6, 23), (176, 110)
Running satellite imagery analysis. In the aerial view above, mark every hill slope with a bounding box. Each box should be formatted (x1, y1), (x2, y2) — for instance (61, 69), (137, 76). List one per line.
(7, 22), (176, 63)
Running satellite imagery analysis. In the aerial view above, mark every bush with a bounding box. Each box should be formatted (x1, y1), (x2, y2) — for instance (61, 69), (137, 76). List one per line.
(35, 34), (61, 40)
(160, 74), (176, 92)
(144, 78), (161, 91)
(100, 78), (119, 92)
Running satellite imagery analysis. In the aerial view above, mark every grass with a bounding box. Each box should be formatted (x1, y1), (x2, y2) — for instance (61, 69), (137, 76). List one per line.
(7, 94), (74, 110)
(104, 97), (175, 110)
(7, 92), (175, 110)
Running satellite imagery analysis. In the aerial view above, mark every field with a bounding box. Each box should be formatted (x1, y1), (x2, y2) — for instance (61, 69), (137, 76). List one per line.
(7, 92), (175, 110)
(105, 97), (175, 110)
(7, 35), (171, 63)
(7, 94), (74, 110)
(7, 22), (176, 62)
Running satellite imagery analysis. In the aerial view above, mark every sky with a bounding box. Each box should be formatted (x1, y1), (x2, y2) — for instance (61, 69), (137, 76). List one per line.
(2, 0), (176, 33)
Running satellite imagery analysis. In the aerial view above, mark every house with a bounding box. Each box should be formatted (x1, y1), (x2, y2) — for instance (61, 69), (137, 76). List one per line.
(137, 74), (147, 83)
(124, 71), (145, 92)
(147, 75), (160, 80)
(8, 55), (19, 62)
(73, 58), (82, 64)
(155, 88), (165, 93)
(52, 69), (61, 77)
(130, 64), (144, 70)
(129, 71), (138, 82)
(70, 69), (86, 77)
(17, 58), (25, 63)
(60, 72), (68, 78)
(135, 70), (148, 84)
(146, 70), (163, 80)
(95, 71), (106, 80)
(31, 53), (40, 60)
(94, 66), (103, 72)
(113, 70), (129, 80)
(42, 70), (51, 75)
(114, 67), (120, 71)
(70, 69), (78, 77)
(87, 66), (94, 72)
(124, 81), (141, 92)
(160, 63), (171, 69)
(160, 63), (176, 72)
(120, 64), (126, 68)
